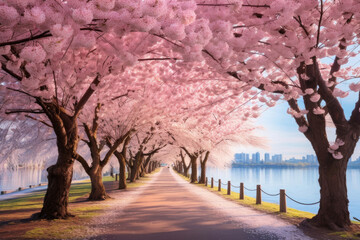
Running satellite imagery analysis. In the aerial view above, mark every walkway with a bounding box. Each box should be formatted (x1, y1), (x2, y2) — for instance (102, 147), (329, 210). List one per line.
(90, 168), (312, 240)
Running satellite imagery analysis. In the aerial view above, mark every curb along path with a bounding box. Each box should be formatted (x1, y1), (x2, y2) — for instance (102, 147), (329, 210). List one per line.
(91, 168), (312, 240)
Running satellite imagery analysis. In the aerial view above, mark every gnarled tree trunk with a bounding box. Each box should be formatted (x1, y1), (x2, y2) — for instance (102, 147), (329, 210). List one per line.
(40, 151), (74, 219)
(88, 166), (108, 200)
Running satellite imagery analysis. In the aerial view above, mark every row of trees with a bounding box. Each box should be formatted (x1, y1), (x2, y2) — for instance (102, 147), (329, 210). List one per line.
(0, 0), (359, 230)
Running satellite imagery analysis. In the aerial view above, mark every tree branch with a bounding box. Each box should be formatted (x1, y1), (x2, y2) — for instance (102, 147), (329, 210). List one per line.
(24, 114), (52, 128)
(73, 73), (101, 118)
(1, 63), (22, 81)
(5, 109), (44, 114)
(0, 31), (52, 47)
(73, 153), (91, 173)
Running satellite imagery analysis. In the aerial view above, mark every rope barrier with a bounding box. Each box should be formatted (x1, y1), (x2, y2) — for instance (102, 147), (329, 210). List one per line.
(260, 189), (280, 197)
(285, 193), (320, 205)
(244, 186), (256, 191)
(208, 176), (319, 206)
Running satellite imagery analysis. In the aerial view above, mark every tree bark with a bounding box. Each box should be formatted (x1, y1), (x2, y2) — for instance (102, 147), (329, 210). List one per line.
(88, 166), (108, 200)
(190, 157), (197, 183)
(118, 155), (127, 189)
(39, 152), (74, 219)
(199, 151), (210, 184)
(306, 131), (358, 230)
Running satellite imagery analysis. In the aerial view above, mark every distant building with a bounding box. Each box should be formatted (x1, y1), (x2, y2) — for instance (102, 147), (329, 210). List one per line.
(264, 153), (270, 163)
(234, 153), (246, 163)
(272, 154), (282, 163)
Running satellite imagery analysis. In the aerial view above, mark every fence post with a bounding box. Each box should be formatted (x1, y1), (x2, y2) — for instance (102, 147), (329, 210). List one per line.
(205, 177), (208, 186)
(218, 179), (221, 191)
(115, 174), (118, 181)
(256, 185), (261, 204)
(227, 181), (231, 195)
(211, 177), (214, 188)
(240, 182), (244, 200)
(280, 189), (286, 212)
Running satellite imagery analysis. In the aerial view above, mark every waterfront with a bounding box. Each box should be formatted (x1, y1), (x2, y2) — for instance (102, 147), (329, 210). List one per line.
(0, 167), (89, 192)
(207, 166), (360, 219)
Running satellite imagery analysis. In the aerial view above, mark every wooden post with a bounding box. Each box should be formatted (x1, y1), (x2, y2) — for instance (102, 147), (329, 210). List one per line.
(115, 174), (118, 181)
(227, 181), (231, 195)
(218, 179), (221, 191)
(205, 177), (208, 186)
(240, 182), (244, 200)
(280, 189), (286, 212)
(211, 177), (214, 188)
(256, 185), (261, 204)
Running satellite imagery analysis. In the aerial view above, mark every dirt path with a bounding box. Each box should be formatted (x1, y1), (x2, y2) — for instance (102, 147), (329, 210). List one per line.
(90, 168), (312, 240)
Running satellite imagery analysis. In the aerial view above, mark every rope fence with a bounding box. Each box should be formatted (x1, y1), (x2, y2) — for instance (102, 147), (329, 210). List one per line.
(244, 186), (256, 191)
(261, 189), (280, 197)
(285, 193), (320, 205)
(206, 176), (320, 213)
(173, 168), (320, 213)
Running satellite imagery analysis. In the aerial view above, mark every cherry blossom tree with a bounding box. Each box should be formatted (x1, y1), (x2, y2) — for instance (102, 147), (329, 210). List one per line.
(73, 103), (133, 200)
(188, 0), (360, 229)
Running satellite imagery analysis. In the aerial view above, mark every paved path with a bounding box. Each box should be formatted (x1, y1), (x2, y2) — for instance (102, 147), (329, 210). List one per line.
(91, 168), (312, 240)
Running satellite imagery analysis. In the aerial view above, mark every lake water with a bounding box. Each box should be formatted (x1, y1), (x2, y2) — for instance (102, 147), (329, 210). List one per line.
(206, 166), (360, 219)
(0, 167), (89, 192)
(0, 167), (47, 191)
(1, 166), (359, 219)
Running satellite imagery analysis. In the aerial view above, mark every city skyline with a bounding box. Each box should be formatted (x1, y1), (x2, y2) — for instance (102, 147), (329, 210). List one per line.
(234, 151), (360, 165)
(234, 93), (360, 161)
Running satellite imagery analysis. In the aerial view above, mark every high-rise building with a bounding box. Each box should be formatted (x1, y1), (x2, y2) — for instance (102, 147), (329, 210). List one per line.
(255, 152), (261, 163)
(272, 154), (282, 163)
(245, 154), (250, 163)
(264, 153), (270, 163)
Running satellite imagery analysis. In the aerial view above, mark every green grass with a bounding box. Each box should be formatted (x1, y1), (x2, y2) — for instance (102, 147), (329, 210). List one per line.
(0, 175), (114, 212)
(23, 223), (91, 239)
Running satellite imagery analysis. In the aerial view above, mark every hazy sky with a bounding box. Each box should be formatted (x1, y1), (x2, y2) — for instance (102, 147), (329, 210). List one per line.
(235, 90), (360, 161)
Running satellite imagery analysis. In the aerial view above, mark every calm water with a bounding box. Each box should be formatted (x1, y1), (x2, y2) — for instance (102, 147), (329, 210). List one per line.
(0, 167), (47, 191)
(206, 166), (360, 219)
(0, 167), (89, 192)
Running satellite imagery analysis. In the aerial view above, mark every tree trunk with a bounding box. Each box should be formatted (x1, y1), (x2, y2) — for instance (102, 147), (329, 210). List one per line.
(126, 165), (131, 180)
(129, 165), (137, 182)
(183, 165), (189, 177)
(309, 156), (349, 230)
(190, 157), (197, 183)
(147, 162), (152, 173)
(38, 152), (74, 219)
(88, 167), (108, 200)
(199, 161), (206, 184)
(140, 164), (145, 177)
(119, 157), (127, 189)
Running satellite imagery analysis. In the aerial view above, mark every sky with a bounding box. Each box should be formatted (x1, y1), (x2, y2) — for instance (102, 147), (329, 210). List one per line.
(235, 90), (360, 161)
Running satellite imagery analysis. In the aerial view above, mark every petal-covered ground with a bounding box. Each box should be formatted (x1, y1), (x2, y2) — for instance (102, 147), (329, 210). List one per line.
(90, 168), (312, 240)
